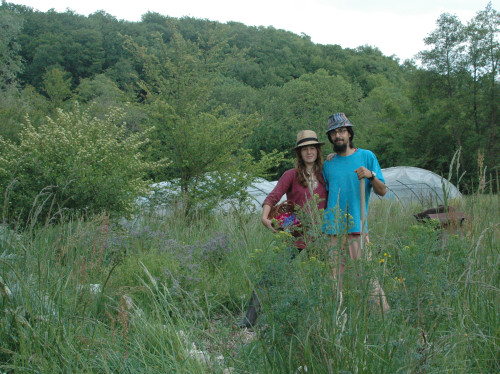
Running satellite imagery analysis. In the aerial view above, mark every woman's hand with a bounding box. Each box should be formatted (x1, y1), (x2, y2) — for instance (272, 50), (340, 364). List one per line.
(261, 204), (277, 232)
(261, 216), (276, 232)
(326, 153), (335, 161)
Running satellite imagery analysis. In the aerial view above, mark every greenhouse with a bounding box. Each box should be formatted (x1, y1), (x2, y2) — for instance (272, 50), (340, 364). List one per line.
(141, 167), (462, 215)
(375, 166), (462, 206)
(246, 167), (462, 209)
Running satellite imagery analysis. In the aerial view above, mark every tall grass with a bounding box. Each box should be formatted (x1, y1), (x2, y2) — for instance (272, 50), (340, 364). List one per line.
(0, 193), (498, 373)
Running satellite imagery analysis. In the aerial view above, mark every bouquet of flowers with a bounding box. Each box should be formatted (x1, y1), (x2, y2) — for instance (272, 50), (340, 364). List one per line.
(269, 201), (302, 236)
(273, 212), (300, 229)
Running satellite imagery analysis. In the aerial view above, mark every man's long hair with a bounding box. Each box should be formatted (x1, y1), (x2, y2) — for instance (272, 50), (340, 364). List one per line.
(346, 127), (355, 148)
(294, 145), (325, 188)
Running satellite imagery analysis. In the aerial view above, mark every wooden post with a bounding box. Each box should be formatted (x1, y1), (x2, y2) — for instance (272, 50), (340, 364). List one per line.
(360, 178), (366, 252)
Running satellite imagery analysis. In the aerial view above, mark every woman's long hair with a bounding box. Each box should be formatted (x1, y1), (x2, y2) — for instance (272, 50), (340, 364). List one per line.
(294, 145), (325, 188)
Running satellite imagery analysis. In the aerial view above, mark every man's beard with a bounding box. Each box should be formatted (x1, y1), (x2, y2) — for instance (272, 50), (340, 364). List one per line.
(333, 142), (347, 153)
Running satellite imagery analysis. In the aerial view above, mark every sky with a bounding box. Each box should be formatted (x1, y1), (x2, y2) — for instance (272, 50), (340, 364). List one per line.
(10, 0), (499, 61)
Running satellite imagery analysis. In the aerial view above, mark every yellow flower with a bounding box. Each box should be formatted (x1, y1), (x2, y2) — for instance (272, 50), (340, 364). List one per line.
(278, 231), (292, 238)
(379, 259), (385, 264)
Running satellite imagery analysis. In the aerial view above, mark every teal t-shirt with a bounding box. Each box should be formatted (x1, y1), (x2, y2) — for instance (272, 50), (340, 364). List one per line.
(322, 149), (385, 235)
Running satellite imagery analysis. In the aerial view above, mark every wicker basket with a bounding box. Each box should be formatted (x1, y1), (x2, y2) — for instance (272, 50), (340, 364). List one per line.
(268, 200), (296, 220)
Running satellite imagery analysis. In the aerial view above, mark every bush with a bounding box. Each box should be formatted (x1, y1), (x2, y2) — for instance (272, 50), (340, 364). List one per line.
(0, 103), (157, 227)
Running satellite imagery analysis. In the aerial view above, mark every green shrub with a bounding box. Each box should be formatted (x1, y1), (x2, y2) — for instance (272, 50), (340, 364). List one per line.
(0, 103), (158, 227)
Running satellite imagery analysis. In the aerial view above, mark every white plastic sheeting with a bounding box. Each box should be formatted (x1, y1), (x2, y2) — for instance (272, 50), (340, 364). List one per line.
(376, 166), (462, 205)
(217, 178), (285, 212)
(138, 177), (284, 215)
(139, 166), (461, 215)
(250, 167), (463, 209)
(245, 178), (283, 209)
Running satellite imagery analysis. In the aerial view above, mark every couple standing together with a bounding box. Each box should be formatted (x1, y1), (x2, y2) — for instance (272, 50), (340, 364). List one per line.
(238, 112), (389, 328)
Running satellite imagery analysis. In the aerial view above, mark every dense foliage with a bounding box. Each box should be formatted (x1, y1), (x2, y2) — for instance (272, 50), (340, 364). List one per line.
(0, 105), (157, 227)
(0, 1), (498, 224)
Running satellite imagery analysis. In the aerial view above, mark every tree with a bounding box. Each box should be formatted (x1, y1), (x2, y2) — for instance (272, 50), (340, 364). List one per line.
(0, 6), (43, 141)
(147, 100), (281, 213)
(356, 84), (415, 168)
(75, 73), (146, 131)
(42, 67), (72, 108)
(0, 85), (49, 141)
(471, 3), (500, 164)
(16, 8), (106, 89)
(417, 13), (469, 166)
(126, 28), (282, 214)
(418, 13), (466, 98)
(411, 5), (500, 191)
(246, 69), (363, 175)
(344, 45), (405, 96)
(0, 5), (23, 91)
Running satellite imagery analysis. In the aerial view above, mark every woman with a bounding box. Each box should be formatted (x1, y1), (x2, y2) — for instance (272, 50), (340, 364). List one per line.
(236, 130), (328, 328)
(262, 130), (328, 248)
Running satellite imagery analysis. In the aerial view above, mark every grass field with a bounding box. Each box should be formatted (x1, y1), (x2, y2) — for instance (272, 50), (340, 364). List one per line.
(0, 194), (498, 373)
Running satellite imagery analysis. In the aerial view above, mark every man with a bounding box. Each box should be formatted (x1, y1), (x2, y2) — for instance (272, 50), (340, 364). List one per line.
(322, 112), (389, 311)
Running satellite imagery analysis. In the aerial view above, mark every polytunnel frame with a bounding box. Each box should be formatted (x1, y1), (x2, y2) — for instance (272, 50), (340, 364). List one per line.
(381, 179), (440, 206)
(369, 166), (463, 207)
(374, 179), (457, 207)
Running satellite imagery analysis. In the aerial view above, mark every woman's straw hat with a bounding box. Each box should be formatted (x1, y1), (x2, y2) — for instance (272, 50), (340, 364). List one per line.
(294, 130), (325, 149)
